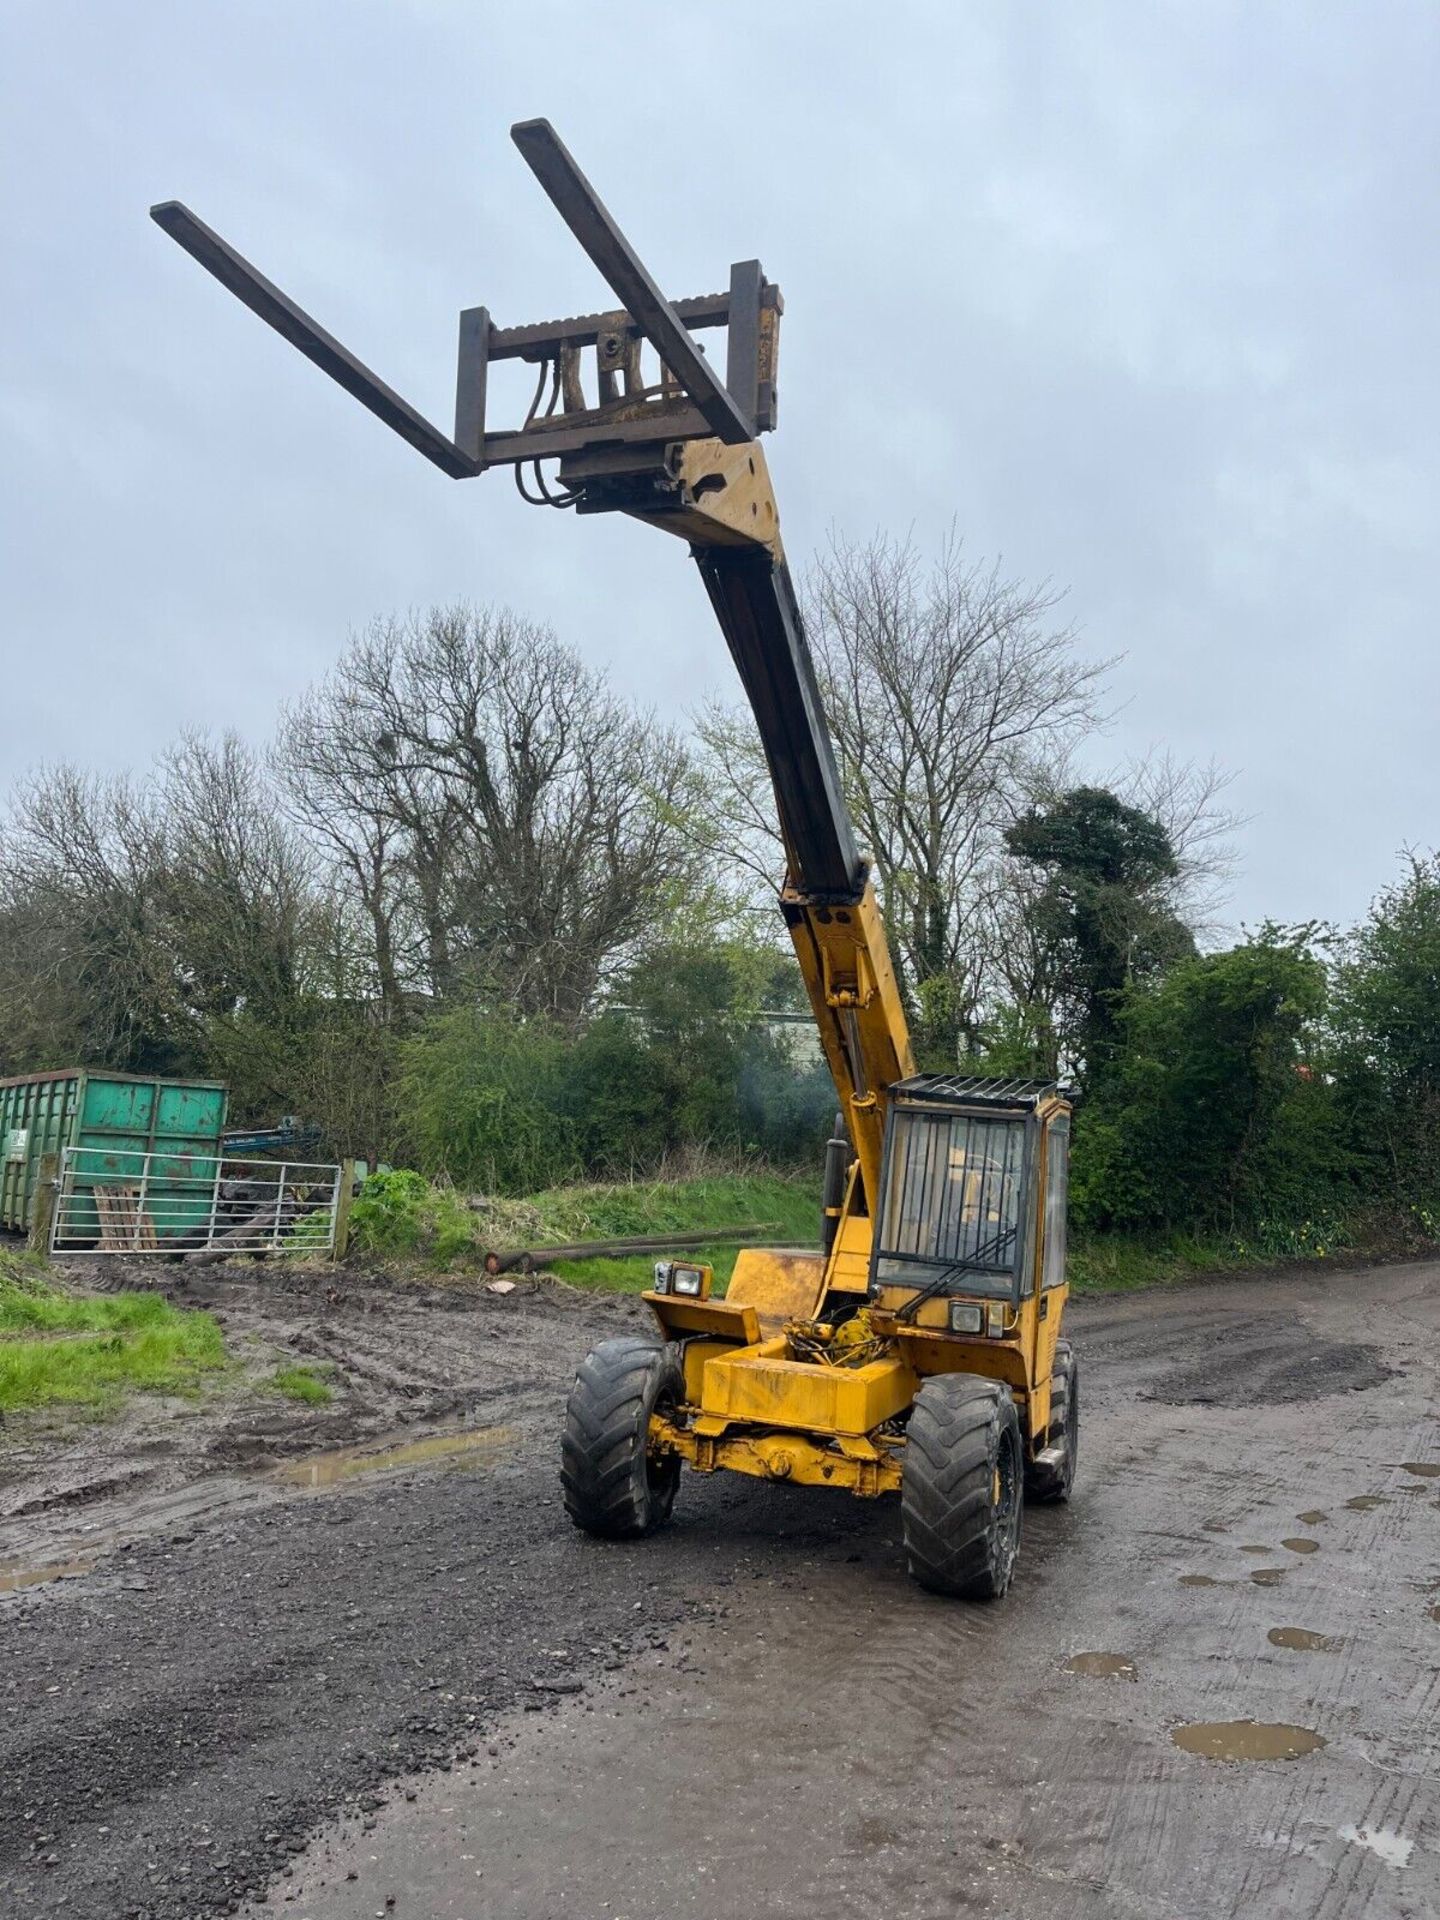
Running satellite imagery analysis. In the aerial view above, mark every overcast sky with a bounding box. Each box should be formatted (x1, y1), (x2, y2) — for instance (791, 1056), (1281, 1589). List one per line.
(2, 2), (1435, 933)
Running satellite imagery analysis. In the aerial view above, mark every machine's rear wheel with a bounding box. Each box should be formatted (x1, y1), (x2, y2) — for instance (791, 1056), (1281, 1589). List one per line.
(1026, 1340), (1079, 1503)
(561, 1337), (684, 1539)
(901, 1374), (1023, 1600)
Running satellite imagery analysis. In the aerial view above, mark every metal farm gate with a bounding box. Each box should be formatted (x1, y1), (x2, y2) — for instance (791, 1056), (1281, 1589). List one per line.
(50, 1147), (343, 1256)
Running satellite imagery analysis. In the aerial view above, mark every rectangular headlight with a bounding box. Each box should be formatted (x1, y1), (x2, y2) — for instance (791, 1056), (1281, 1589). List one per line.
(651, 1261), (710, 1299)
(949, 1301), (983, 1335)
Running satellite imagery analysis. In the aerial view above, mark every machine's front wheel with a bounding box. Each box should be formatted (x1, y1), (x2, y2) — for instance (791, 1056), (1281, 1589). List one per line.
(561, 1337), (684, 1539)
(1026, 1340), (1079, 1503)
(901, 1374), (1023, 1600)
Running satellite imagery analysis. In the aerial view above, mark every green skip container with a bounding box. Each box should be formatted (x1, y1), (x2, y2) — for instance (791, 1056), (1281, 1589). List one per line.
(0, 1070), (229, 1241)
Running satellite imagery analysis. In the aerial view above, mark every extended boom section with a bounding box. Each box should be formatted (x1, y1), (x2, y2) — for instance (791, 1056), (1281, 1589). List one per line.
(153, 115), (1077, 1600)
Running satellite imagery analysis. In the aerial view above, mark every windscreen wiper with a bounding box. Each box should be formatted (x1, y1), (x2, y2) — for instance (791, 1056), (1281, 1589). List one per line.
(889, 1223), (1018, 1324)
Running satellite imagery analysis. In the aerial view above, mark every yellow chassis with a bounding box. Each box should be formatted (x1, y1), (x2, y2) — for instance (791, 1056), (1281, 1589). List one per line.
(651, 1410), (903, 1497)
(649, 1323), (916, 1498)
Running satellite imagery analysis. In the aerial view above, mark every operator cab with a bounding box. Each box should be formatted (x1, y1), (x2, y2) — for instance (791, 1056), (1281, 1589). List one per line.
(870, 1076), (1069, 1319)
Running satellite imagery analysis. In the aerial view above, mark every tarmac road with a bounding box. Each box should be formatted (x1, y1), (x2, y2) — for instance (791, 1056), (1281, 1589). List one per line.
(3, 1261), (1439, 1918)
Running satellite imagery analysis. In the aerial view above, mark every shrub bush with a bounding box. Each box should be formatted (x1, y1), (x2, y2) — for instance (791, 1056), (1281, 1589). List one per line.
(1072, 934), (1341, 1232)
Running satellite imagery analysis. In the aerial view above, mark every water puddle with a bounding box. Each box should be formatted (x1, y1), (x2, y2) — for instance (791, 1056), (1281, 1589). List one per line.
(1064, 1652), (1137, 1681)
(1239, 1544), (1273, 1556)
(1172, 1720), (1326, 1762)
(1344, 1494), (1388, 1510)
(1281, 1537), (1320, 1555)
(1268, 1627), (1341, 1652)
(1201, 1519), (1229, 1533)
(1296, 1510), (1328, 1525)
(1179, 1573), (1225, 1588)
(1338, 1824), (1413, 1870)
(0, 1556), (97, 1595)
(1250, 1568), (1286, 1586)
(1429, 1604), (1440, 1624)
(274, 1425), (514, 1489)
(1400, 1461), (1440, 1479)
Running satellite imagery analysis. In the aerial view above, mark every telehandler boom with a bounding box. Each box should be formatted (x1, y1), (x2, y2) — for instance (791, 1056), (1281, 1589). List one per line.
(153, 119), (1077, 1598)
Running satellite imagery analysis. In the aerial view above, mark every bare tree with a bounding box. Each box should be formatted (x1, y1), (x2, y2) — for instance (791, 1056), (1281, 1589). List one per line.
(401, 606), (697, 1021)
(279, 605), (699, 1026)
(693, 530), (1112, 1060)
(1112, 750), (1244, 937)
(158, 732), (316, 1019)
(0, 764), (186, 1071)
(275, 667), (419, 1023)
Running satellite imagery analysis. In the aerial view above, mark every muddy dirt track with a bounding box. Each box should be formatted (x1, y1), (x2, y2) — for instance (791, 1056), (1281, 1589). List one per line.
(2, 1260), (1438, 1918)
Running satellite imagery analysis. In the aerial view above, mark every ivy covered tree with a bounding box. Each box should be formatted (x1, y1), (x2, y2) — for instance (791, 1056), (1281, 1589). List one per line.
(1004, 786), (1194, 1083)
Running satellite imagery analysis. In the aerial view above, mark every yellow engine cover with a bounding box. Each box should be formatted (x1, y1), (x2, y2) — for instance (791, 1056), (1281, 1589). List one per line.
(696, 1340), (915, 1438)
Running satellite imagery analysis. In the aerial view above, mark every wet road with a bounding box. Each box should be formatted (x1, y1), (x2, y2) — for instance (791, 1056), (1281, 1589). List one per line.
(248, 1262), (1440, 1920)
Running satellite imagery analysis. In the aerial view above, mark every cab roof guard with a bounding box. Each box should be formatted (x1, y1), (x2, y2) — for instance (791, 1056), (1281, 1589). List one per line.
(890, 1075), (1064, 1113)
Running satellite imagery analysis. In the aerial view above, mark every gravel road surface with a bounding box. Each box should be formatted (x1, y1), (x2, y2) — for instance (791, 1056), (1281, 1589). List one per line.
(2, 1260), (1438, 1918)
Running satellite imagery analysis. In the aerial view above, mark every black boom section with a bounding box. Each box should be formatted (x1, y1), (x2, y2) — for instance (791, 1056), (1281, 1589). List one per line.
(694, 547), (863, 903)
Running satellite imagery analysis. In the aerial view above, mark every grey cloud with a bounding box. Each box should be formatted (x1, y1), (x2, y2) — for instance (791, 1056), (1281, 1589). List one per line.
(1, 1), (1435, 933)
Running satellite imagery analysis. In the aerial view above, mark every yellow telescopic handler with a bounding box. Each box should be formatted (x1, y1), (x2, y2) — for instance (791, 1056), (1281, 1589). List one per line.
(153, 118), (1077, 1599)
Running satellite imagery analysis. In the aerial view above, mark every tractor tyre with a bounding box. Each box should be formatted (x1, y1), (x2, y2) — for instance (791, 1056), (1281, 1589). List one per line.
(1025, 1340), (1079, 1504)
(901, 1373), (1023, 1600)
(561, 1336), (684, 1540)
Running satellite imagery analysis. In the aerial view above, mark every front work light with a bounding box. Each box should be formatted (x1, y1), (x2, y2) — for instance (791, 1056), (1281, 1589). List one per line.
(948, 1301), (984, 1335)
(653, 1260), (712, 1299)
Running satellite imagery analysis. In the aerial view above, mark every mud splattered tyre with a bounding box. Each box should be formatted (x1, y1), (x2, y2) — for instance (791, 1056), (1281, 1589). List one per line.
(1025, 1340), (1079, 1504)
(561, 1337), (684, 1540)
(901, 1374), (1023, 1600)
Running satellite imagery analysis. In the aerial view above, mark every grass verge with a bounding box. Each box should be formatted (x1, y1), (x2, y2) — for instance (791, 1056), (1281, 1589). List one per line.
(352, 1165), (819, 1277)
(543, 1172), (817, 1292)
(1067, 1232), (1253, 1294)
(551, 1241), (755, 1294)
(0, 1251), (225, 1414)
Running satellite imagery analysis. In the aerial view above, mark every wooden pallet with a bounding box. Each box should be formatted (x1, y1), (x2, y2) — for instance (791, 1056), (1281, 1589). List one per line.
(94, 1186), (159, 1251)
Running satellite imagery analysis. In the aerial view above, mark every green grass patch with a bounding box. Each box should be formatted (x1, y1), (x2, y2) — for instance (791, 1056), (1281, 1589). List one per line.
(268, 1364), (333, 1405)
(351, 1165), (818, 1275)
(542, 1173), (817, 1292)
(0, 1251), (225, 1413)
(550, 1242), (751, 1294)
(526, 1170), (817, 1245)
